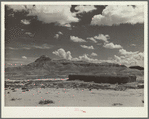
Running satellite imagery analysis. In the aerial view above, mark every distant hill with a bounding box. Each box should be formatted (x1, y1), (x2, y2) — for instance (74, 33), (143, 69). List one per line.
(5, 55), (144, 80)
(129, 66), (144, 70)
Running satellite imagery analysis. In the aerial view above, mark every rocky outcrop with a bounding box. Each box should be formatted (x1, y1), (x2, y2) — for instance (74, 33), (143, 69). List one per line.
(129, 66), (144, 70)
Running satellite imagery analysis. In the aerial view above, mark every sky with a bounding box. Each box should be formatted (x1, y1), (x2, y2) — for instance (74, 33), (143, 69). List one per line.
(5, 4), (144, 67)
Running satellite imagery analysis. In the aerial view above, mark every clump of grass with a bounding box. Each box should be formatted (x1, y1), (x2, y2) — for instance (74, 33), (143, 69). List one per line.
(22, 87), (27, 90)
(12, 90), (16, 92)
(112, 103), (123, 106)
(11, 98), (16, 101)
(39, 100), (54, 104)
(41, 85), (45, 88)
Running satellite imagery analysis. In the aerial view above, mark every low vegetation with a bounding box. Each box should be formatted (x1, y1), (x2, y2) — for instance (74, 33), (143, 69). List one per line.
(39, 100), (54, 104)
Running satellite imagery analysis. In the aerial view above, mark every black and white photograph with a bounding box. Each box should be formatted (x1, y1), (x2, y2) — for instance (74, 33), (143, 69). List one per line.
(1, 1), (148, 118)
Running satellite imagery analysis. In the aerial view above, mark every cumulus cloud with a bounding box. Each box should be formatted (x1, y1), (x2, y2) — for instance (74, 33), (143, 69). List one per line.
(21, 19), (30, 25)
(52, 48), (72, 60)
(71, 54), (99, 63)
(70, 36), (86, 42)
(54, 34), (59, 39)
(75, 5), (97, 13)
(8, 5), (79, 27)
(94, 34), (109, 43)
(87, 37), (97, 43)
(103, 42), (122, 49)
(130, 44), (136, 46)
(53, 48), (129, 64)
(58, 31), (63, 35)
(54, 31), (63, 39)
(113, 49), (144, 66)
(119, 49), (139, 56)
(53, 48), (99, 63)
(78, 54), (98, 62)
(25, 32), (32, 35)
(25, 32), (35, 37)
(22, 56), (27, 59)
(91, 5), (144, 26)
(80, 45), (94, 49)
(91, 52), (98, 56)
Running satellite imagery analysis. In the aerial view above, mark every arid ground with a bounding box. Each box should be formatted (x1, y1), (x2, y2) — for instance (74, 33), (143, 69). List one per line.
(5, 76), (144, 107)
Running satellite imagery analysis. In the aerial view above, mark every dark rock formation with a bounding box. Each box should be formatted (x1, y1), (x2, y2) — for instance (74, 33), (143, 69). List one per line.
(68, 74), (136, 84)
(129, 66), (144, 70)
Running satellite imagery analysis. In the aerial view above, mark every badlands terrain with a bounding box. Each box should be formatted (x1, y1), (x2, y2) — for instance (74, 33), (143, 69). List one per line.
(5, 55), (144, 106)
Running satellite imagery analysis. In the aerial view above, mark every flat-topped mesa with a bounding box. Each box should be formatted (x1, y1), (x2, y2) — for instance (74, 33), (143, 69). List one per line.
(68, 74), (136, 84)
(34, 55), (51, 63)
(129, 66), (144, 70)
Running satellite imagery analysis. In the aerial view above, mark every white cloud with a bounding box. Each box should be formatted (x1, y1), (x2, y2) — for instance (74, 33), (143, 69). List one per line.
(91, 52), (98, 56)
(103, 42), (122, 49)
(80, 45), (94, 49)
(131, 44), (136, 46)
(54, 31), (63, 39)
(119, 49), (138, 56)
(53, 48), (99, 63)
(113, 49), (144, 66)
(25, 32), (35, 37)
(25, 32), (32, 35)
(28, 5), (78, 26)
(52, 48), (72, 60)
(52, 48), (121, 64)
(8, 5), (79, 27)
(21, 19), (30, 25)
(94, 34), (109, 43)
(58, 31), (63, 35)
(32, 44), (52, 49)
(87, 37), (97, 43)
(8, 47), (19, 50)
(75, 5), (97, 13)
(71, 54), (99, 63)
(54, 34), (59, 39)
(8, 44), (51, 50)
(70, 36), (86, 42)
(91, 5), (144, 26)
(8, 5), (27, 11)
(22, 56), (27, 59)
(22, 47), (31, 50)
(78, 54), (98, 62)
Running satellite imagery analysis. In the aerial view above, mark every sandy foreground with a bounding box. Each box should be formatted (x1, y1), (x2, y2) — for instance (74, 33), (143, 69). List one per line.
(5, 78), (144, 107)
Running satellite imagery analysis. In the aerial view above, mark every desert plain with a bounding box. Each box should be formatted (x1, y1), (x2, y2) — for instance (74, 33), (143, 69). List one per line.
(5, 76), (144, 107)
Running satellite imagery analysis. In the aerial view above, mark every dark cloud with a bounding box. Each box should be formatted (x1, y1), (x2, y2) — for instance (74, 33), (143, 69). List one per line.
(72, 5), (107, 26)
(70, 5), (79, 12)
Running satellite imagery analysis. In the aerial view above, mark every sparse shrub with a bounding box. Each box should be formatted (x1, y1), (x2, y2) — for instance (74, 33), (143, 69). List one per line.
(12, 90), (16, 92)
(39, 100), (54, 104)
(41, 85), (45, 88)
(22, 87), (27, 90)
(112, 103), (123, 106)
(11, 98), (16, 101)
